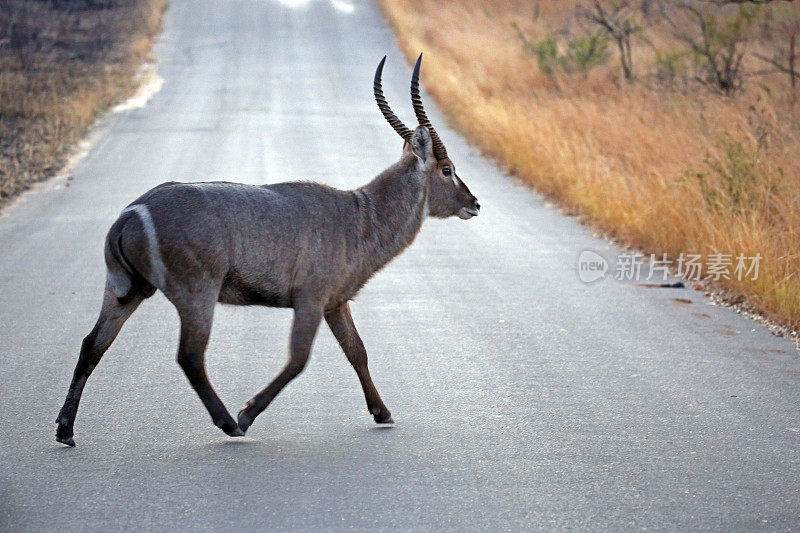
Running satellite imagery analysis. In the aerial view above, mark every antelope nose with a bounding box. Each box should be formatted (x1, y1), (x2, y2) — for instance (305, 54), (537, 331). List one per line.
(473, 200), (480, 212)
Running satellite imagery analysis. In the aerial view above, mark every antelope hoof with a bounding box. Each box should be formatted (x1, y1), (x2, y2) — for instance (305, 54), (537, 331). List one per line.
(56, 435), (76, 447)
(55, 425), (76, 447)
(371, 407), (394, 425)
(216, 417), (245, 437)
(237, 410), (253, 434)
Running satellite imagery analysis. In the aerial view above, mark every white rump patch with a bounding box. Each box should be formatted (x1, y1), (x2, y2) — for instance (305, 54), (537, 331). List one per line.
(121, 204), (167, 288)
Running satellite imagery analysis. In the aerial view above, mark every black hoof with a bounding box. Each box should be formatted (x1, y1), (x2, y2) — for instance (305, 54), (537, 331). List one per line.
(56, 423), (75, 446)
(215, 417), (244, 437)
(370, 407), (394, 425)
(56, 432), (76, 447)
(237, 410), (252, 434)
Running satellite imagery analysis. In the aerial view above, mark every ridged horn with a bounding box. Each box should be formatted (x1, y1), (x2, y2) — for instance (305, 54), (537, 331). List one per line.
(374, 56), (413, 142)
(410, 53), (447, 160)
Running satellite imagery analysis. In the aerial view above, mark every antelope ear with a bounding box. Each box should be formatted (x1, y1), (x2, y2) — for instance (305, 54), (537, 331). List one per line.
(411, 126), (433, 165)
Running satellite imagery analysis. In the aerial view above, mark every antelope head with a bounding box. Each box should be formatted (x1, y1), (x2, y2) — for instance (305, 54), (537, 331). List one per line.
(374, 54), (480, 220)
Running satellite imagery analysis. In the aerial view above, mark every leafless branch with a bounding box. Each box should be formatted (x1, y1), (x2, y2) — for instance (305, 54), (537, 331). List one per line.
(578, 0), (640, 79)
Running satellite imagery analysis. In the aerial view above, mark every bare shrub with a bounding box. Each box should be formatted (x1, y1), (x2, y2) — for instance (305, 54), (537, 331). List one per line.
(579, 0), (642, 79)
(661, 1), (761, 94)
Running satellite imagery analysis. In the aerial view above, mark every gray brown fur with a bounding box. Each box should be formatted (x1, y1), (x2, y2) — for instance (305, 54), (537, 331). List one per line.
(56, 56), (479, 446)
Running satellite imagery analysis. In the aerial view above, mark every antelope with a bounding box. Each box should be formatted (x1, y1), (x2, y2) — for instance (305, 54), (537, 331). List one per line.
(56, 54), (480, 446)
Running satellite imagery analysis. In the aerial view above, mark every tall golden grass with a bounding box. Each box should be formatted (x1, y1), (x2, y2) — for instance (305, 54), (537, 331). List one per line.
(380, 0), (800, 333)
(0, 0), (168, 204)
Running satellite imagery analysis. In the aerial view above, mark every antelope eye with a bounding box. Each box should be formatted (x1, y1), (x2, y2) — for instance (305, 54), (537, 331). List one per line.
(442, 167), (452, 177)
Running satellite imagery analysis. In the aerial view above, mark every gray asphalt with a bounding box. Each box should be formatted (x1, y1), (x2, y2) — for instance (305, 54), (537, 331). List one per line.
(1, 0), (799, 530)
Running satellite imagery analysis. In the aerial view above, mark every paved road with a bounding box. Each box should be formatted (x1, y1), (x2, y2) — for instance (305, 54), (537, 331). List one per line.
(1, 0), (799, 530)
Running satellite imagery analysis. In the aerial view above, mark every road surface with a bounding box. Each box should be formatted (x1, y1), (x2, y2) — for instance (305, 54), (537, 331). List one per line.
(1, 0), (798, 530)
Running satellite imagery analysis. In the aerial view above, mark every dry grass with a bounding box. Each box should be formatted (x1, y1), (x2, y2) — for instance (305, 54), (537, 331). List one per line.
(0, 0), (167, 205)
(380, 0), (800, 333)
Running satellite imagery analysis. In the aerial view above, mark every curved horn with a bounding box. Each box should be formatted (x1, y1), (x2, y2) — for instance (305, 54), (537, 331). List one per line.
(410, 53), (448, 160)
(374, 56), (413, 142)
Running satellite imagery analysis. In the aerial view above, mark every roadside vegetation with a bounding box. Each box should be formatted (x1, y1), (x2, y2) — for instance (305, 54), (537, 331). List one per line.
(380, 0), (800, 334)
(0, 0), (167, 207)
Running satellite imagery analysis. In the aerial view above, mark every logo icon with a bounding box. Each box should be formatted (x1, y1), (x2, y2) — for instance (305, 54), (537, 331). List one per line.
(578, 250), (608, 283)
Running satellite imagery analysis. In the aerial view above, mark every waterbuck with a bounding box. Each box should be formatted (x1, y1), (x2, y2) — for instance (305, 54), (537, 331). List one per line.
(56, 54), (480, 446)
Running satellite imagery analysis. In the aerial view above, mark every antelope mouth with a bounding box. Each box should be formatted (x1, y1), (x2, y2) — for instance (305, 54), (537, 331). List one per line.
(458, 207), (479, 220)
